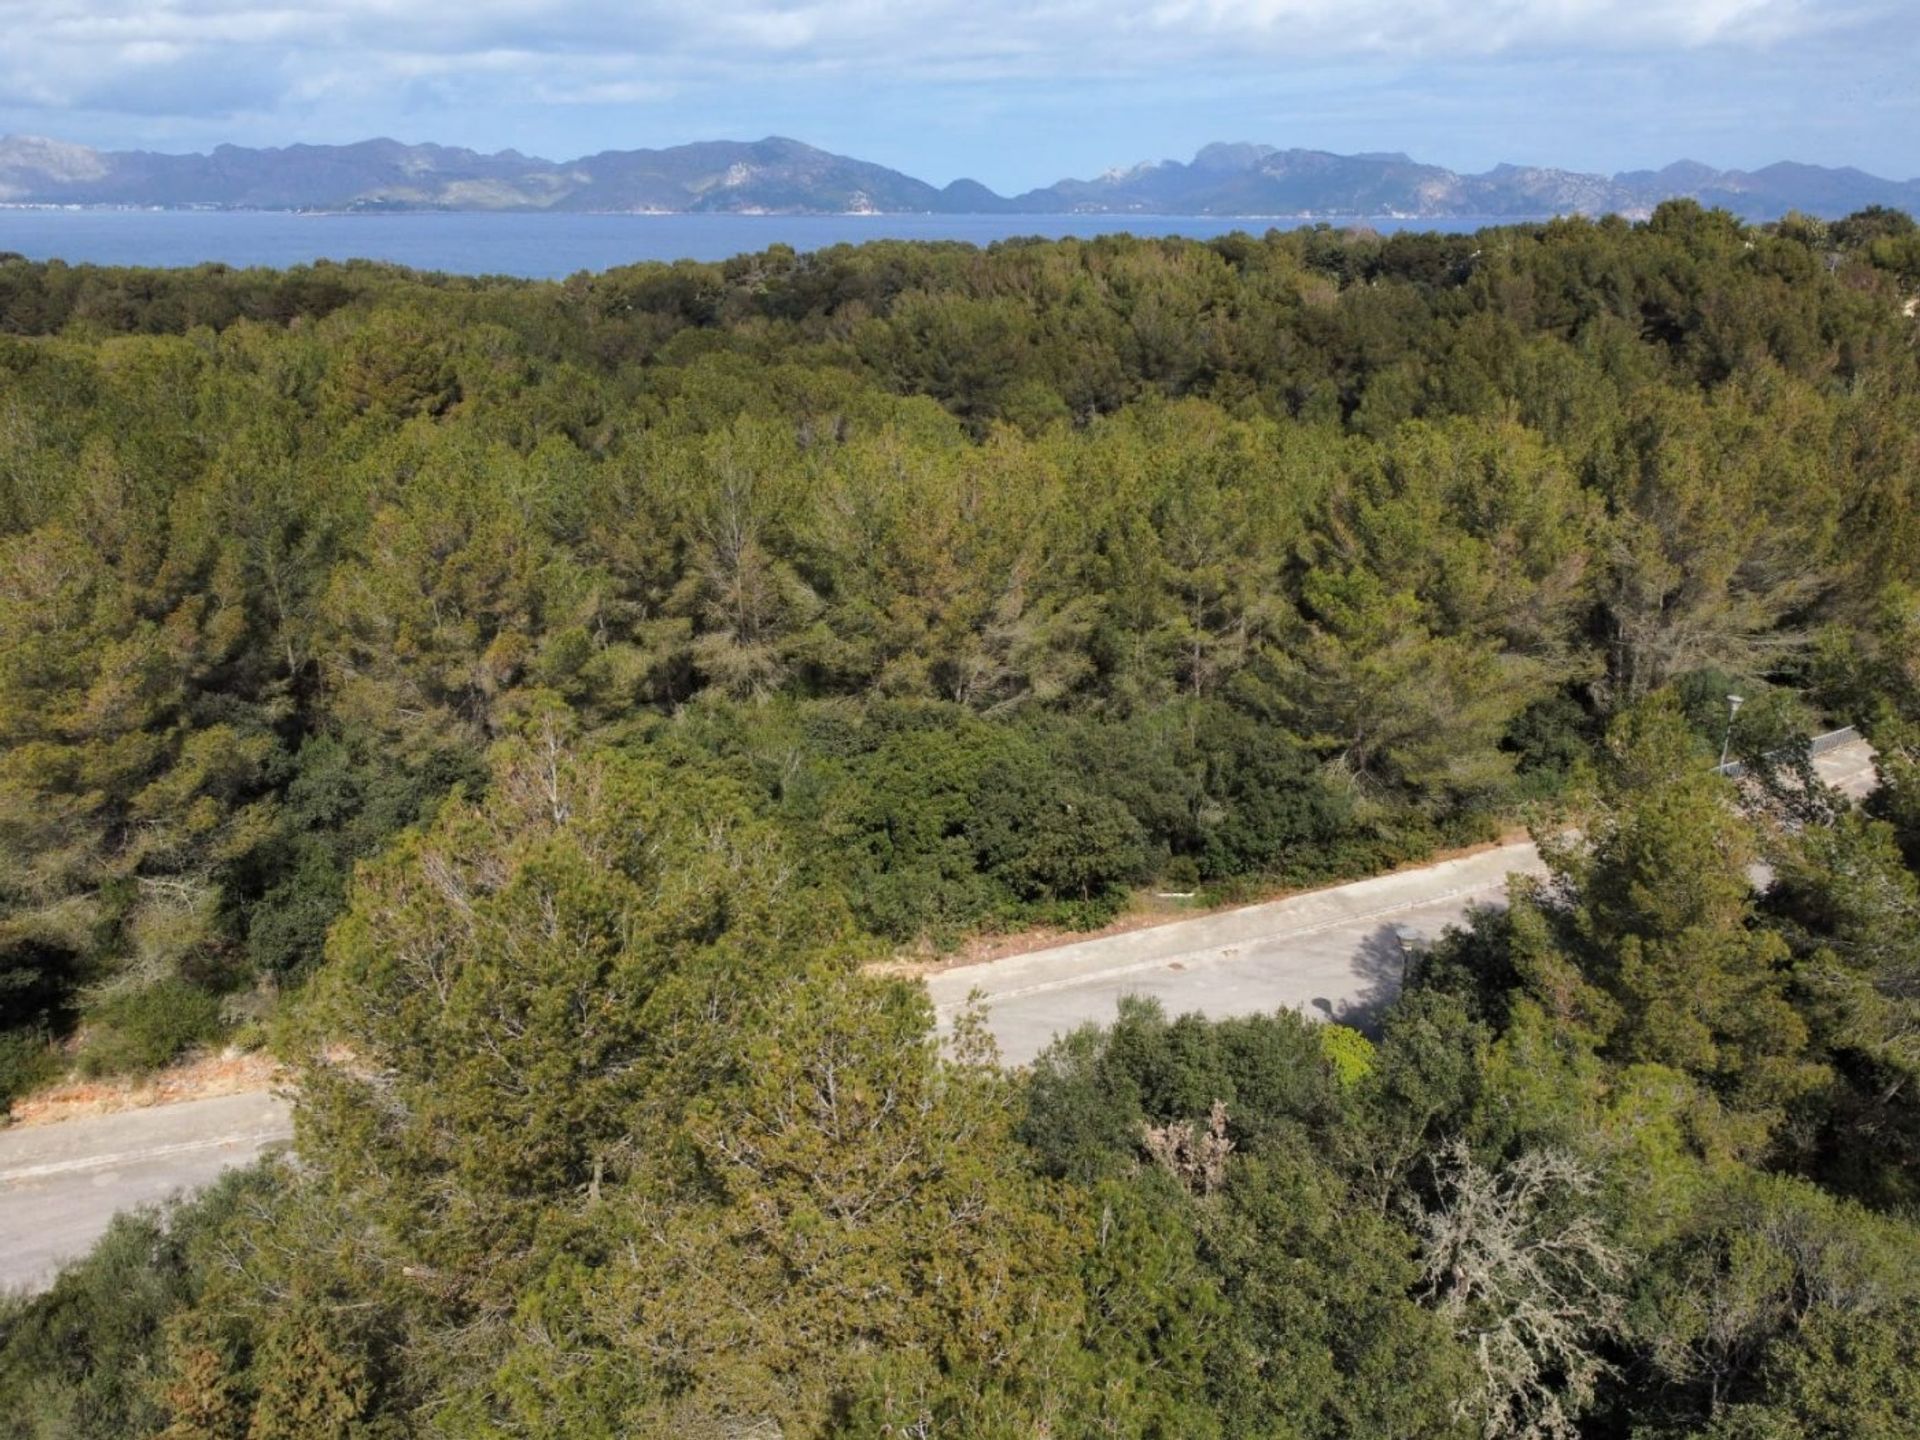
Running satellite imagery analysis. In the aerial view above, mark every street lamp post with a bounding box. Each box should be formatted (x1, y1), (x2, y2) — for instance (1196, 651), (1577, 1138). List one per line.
(1719, 693), (1745, 769)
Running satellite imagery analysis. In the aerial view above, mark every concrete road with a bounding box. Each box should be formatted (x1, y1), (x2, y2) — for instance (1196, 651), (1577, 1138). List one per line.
(928, 842), (1548, 1065)
(932, 739), (1880, 1066)
(0, 1091), (292, 1293)
(0, 741), (1878, 1291)
(1810, 737), (1879, 800)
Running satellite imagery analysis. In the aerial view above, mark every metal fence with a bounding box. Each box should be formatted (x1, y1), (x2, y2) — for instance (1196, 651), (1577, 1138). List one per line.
(1712, 725), (1861, 779)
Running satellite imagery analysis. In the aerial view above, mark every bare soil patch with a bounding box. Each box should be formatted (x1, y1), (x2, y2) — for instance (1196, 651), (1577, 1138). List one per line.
(8, 1050), (283, 1128)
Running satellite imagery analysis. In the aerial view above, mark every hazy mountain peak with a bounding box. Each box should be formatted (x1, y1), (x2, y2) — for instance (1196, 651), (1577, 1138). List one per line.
(0, 135), (1912, 220)
(1191, 142), (1279, 172)
(0, 134), (108, 183)
(1613, 159), (1720, 187)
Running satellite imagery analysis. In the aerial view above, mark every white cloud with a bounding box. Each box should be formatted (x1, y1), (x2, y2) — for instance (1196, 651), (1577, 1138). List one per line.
(0, 0), (1898, 140)
(1144, 0), (1834, 52)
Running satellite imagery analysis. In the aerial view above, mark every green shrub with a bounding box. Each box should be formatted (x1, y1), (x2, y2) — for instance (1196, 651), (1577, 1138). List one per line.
(966, 758), (1148, 907)
(0, 1166), (282, 1440)
(1161, 855), (1203, 890)
(1190, 709), (1350, 881)
(1318, 1024), (1377, 1087)
(1504, 690), (1599, 781)
(79, 980), (224, 1078)
(0, 1028), (59, 1112)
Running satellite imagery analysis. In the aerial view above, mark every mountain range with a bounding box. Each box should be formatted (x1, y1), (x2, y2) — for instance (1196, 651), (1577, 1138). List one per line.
(2, 134), (1915, 221)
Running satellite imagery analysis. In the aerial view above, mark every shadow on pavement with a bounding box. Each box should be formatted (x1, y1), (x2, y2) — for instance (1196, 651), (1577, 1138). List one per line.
(1334, 924), (1410, 1035)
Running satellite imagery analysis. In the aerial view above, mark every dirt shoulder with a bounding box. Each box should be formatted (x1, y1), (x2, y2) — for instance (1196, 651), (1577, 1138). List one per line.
(7, 1049), (284, 1128)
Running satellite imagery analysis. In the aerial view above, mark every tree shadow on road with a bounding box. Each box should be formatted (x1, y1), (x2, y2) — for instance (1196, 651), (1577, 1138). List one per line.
(1329, 924), (1413, 1036)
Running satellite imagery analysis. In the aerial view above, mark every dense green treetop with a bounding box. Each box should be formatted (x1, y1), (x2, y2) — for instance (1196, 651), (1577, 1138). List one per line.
(5, 207), (1920, 1439)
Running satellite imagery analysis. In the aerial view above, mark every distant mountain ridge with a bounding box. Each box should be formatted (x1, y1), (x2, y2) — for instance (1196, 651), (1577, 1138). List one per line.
(2, 134), (1915, 221)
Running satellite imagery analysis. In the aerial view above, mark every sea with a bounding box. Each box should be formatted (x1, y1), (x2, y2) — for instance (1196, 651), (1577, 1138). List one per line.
(0, 208), (1517, 279)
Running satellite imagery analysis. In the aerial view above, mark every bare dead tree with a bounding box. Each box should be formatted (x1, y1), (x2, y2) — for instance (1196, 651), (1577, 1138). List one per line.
(1412, 1139), (1631, 1440)
(1141, 1100), (1235, 1196)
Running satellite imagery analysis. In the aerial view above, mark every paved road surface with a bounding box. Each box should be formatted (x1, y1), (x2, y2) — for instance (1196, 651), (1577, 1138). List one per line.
(930, 739), (1881, 1066)
(0, 740), (1878, 1291)
(928, 841), (1548, 1064)
(0, 1091), (292, 1292)
(1807, 736), (1878, 799)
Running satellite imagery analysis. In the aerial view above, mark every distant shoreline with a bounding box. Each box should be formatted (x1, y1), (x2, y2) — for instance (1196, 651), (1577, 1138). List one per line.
(1, 202), (1565, 224)
(0, 209), (1584, 278)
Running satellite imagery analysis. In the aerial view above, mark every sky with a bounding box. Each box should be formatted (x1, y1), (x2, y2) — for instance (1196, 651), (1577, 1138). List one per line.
(1, 0), (1916, 190)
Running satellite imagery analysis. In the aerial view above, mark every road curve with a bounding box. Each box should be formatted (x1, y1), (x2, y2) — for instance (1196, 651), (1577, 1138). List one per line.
(0, 1090), (293, 1293)
(928, 841), (1546, 1065)
(0, 742), (1879, 1291)
(930, 739), (1880, 1067)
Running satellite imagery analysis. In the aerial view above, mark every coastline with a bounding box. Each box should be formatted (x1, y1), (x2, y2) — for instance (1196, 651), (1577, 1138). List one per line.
(2, 200), (1559, 222)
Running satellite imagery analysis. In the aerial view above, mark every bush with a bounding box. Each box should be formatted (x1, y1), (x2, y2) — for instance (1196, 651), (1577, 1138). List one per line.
(1318, 1024), (1377, 1087)
(832, 707), (1149, 941)
(79, 980), (224, 1078)
(0, 1028), (58, 1112)
(1188, 708), (1350, 880)
(1504, 691), (1598, 782)
(244, 854), (349, 981)
(1161, 855), (1202, 889)
(966, 757), (1148, 907)
(1021, 997), (1349, 1180)
(0, 1166), (281, 1440)
(1, 937), (80, 1110)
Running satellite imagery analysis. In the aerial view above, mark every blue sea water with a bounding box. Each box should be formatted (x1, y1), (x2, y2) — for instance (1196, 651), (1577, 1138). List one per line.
(0, 208), (1516, 279)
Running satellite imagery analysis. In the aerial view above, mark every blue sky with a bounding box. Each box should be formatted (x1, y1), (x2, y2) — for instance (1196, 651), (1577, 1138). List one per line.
(2, 1), (1915, 189)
